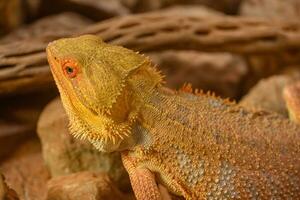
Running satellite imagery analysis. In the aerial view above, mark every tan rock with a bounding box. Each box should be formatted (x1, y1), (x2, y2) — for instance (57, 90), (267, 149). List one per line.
(2, 11), (300, 98)
(37, 98), (130, 191)
(0, 139), (49, 200)
(0, 174), (19, 200)
(47, 171), (133, 200)
(241, 0), (300, 21)
(152, 5), (224, 17)
(0, 12), (92, 44)
(0, 12), (92, 97)
(0, 175), (4, 200)
(127, 0), (242, 14)
(239, 74), (299, 116)
(45, 0), (130, 21)
(150, 51), (248, 98)
(0, 89), (57, 159)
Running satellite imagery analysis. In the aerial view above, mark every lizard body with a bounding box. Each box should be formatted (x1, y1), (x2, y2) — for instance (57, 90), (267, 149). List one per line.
(47, 35), (300, 200)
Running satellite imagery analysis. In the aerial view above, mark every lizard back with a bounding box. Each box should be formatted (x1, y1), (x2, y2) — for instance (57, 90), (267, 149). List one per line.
(130, 87), (300, 199)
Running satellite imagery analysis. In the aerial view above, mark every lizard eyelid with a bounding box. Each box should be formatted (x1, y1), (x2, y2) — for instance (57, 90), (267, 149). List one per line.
(62, 61), (79, 78)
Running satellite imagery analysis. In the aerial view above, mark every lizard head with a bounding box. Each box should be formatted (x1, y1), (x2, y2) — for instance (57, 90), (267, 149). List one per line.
(46, 35), (163, 152)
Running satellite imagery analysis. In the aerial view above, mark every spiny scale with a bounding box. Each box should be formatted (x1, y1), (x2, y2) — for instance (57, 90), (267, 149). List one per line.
(47, 35), (300, 200)
(179, 82), (235, 105)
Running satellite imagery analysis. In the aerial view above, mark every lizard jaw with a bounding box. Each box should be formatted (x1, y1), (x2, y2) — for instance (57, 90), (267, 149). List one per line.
(47, 46), (133, 152)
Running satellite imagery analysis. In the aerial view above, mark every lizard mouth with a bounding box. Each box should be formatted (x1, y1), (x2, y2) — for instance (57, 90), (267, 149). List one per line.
(46, 43), (123, 118)
(46, 46), (73, 104)
(47, 45), (104, 120)
(47, 46), (99, 115)
(46, 45), (132, 152)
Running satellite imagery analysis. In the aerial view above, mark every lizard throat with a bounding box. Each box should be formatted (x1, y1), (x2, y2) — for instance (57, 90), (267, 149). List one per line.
(47, 50), (134, 152)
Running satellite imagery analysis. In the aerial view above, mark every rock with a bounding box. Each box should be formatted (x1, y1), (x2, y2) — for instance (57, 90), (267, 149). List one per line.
(47, 171), (133, 200)
(0, 174), (19, 200)
(127, 0), (242, 14)
(2, 11), (300, 98)
(152, 5), (224, 17)
(0, 12), (92, 44)
(37, 98), (130, 191)
(150, 51), (248, 98)
(0, 90), (57, 159)
(0, 175), (4, 200)
(0, 138), (49, 200)
(240, 0), (300, 21)
(0, 12), (92, 98)
(239, 74), (299, 116)
(0, 121), (32, 160)
(41, 0), (130, 21)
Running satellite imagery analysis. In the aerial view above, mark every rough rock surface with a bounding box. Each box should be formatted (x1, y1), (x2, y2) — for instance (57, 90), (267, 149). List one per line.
(241, 0), (300, 21)
(0, 138), (49, 200)
(0, 174), (19, 200)
(42, 0), (130, 21)
(0, 12), (92, 98)
(0, 12), (92, 44)
(0, 175), (4, 200)
(1, 10), (300, 98)
(0, 90), (57, 159)
(47, 171), (133, 200)
(37, 98), (130, 191)
(239, 74), (299, 116)
(127, 0), (242, 14)
(151, 5), (224, 17)
(150, 51), (248, 98)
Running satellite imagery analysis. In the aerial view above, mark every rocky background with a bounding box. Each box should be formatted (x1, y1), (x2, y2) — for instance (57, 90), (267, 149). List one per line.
(0, 0), (300, 199)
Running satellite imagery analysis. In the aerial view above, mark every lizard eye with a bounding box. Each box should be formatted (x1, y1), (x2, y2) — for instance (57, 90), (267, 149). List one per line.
(63, 63), (78, 78)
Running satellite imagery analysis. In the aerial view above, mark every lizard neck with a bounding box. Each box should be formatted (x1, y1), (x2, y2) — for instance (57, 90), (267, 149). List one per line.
(131, 86), (183, 148)
(110, 63), (164, 151)
(131, 85), (235, 150)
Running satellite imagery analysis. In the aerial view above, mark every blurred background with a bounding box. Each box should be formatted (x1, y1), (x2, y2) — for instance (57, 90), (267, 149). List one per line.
(1, 0), (300, 199)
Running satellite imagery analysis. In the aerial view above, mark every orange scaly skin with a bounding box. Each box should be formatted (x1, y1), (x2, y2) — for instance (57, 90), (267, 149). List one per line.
(47, 35), (300, 200)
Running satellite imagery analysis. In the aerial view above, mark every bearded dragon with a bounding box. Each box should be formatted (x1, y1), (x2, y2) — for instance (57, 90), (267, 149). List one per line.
(46, 35), (300, 200)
